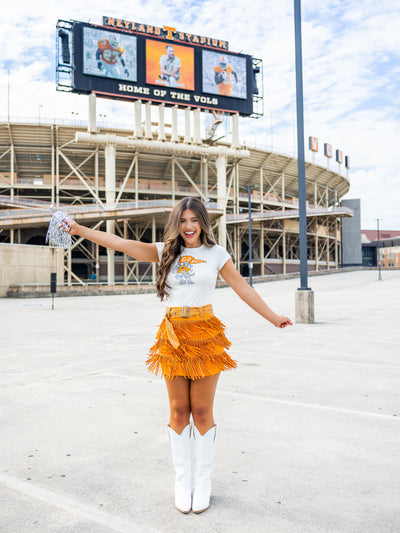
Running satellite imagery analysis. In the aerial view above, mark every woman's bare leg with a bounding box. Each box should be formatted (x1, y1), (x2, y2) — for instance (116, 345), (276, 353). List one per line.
(190, 373), (220, 435)
(164, 376), (191, 434)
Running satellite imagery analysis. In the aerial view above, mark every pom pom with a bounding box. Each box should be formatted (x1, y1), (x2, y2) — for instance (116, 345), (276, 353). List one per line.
(46, 211), (72, 249)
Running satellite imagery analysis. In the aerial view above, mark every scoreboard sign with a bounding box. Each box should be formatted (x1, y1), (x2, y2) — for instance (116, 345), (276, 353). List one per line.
(59, 17), (259, 116)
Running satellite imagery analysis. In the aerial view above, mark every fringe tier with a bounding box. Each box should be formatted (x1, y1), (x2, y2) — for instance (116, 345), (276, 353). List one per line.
(146, 314), (237, 380)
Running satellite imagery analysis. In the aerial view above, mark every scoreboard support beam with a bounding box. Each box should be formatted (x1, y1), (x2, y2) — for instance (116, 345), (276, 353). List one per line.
(216, 155), (227, 249)
(88, 94), (97, 133)
(171, 106), (178, 142)
(193, 108), (201, 144)
(231, 113), (239, 148)
(158, 104), (166, 141)
(184, 108), (191, 144)
(105, 143), (116, 285)
(135, 101), (142, 139)
(145, 102), (152, 139)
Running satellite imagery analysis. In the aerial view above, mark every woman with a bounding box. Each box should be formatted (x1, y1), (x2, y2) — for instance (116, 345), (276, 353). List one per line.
(63, 197), (292, 514)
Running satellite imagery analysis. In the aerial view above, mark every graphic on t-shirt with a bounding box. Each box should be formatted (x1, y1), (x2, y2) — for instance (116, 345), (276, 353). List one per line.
(174, 255), (207, 285)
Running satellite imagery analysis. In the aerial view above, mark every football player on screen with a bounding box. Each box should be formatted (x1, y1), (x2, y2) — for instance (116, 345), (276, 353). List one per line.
(96, 34), (129, 79)
(214, 56), (238, 96)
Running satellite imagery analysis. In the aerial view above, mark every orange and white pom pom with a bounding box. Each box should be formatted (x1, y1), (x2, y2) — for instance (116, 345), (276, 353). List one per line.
(46, 211), (72, 249)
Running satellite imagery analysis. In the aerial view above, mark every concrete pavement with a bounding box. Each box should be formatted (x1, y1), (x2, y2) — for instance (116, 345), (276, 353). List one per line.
(0, 269), (399, 533)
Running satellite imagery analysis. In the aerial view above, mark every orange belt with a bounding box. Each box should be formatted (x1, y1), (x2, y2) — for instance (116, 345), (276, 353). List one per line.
(164, 305), (214, 349)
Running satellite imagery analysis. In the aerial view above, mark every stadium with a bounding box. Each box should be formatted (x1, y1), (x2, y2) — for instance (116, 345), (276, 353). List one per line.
(0, 18), (353, 296)
(0, 106), (352, 294)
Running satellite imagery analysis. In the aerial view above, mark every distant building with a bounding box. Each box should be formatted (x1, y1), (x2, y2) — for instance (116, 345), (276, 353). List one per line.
(361, 230), (400, 267)
(341, 199), (362, 267)
(362, 230), (400, 242)
(379, 246), (400, 268)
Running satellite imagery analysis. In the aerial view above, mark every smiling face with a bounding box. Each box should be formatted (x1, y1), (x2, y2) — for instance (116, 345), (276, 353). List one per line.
(179, 208), (202, 248)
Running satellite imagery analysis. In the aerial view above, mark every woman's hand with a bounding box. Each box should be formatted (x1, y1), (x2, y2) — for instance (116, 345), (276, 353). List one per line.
(60, 217), (80, 236)
(273, 315), (293, 329)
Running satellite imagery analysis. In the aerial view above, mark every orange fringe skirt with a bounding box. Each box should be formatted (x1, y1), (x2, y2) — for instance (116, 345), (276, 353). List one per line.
(146, 309), (237, 380)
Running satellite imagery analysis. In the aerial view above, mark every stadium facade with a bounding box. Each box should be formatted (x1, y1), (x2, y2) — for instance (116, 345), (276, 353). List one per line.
(0, 107), (352, 291)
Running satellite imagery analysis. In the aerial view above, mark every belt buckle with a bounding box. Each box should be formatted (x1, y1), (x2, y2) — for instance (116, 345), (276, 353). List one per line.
(181, 306), (190, 318)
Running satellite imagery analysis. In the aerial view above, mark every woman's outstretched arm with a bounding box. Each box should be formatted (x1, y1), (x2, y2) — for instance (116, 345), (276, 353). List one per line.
(219, 259), (292, 328)
(65, 219), (159, 262)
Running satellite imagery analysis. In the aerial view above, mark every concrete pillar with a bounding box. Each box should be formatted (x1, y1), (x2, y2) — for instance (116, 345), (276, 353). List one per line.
(283, 230), (286, 274)
(231, 113), (239, 148)
(55, 126), (60, 207)
(135, 155), (139, 207)
(326, 230), (330, 270)
(145, 102), (152, 139)
(171, 156), (175, 202)
(152, 215), (156, 283)
(237, 227), (242, 272)
(105, 144), (116, 204)
(56, 146), (60, 207)
(93, 149), (98, 200)
(233, 225), (239, 268)
(261, 226), (264, 276)
(335, 219), (338, 268)
(193, 108), (201, 144)
(105, 143), (116, 285)
(51, 127), (55, 205)
(171, 106), (178, 142)
(235, 162), (240, 215)
(200, 157), (204, 194)
(203, 157), (208, 200)
(88, 93), (97, 133)
(158, 104), (166, 141)
(295, 289), (315, 323)
(124, 220), (128, 284)
(135, 100), (142, 138)
(67, 248), (72, 286)
(95, 243), (99, 284)
(184, 108), (191, 143)
(216, 155), (227, 249)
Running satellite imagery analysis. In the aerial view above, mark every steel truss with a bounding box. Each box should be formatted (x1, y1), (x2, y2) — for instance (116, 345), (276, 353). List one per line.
(0, 117), (351, 286)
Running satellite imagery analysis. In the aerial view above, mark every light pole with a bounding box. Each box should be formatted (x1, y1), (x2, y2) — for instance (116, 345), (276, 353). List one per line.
(248, 185), (253, 287)
(38, 104), (43, 124)
(294, 0), (314, 323)
(376, 218), (382, 280)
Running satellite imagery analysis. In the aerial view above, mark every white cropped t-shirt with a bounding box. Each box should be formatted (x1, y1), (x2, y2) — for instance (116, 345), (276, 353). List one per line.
(155, 243), (231, 307)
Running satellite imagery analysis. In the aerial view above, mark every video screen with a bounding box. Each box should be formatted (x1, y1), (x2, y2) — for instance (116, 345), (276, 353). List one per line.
(202, 50), (247, 99)
(83, 27), (137, 82)
(146, 39), (194, 91)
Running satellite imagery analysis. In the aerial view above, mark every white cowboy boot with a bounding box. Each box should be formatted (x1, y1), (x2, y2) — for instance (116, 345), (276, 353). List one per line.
(192, 424), (216, 513)
(167, 424), (191, 513)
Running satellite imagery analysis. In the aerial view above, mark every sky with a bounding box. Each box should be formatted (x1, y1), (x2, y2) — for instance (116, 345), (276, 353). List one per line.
(1, 0), (399, 230)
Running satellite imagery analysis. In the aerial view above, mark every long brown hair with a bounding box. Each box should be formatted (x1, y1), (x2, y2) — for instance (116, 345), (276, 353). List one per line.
(156, 197), (216, 301)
